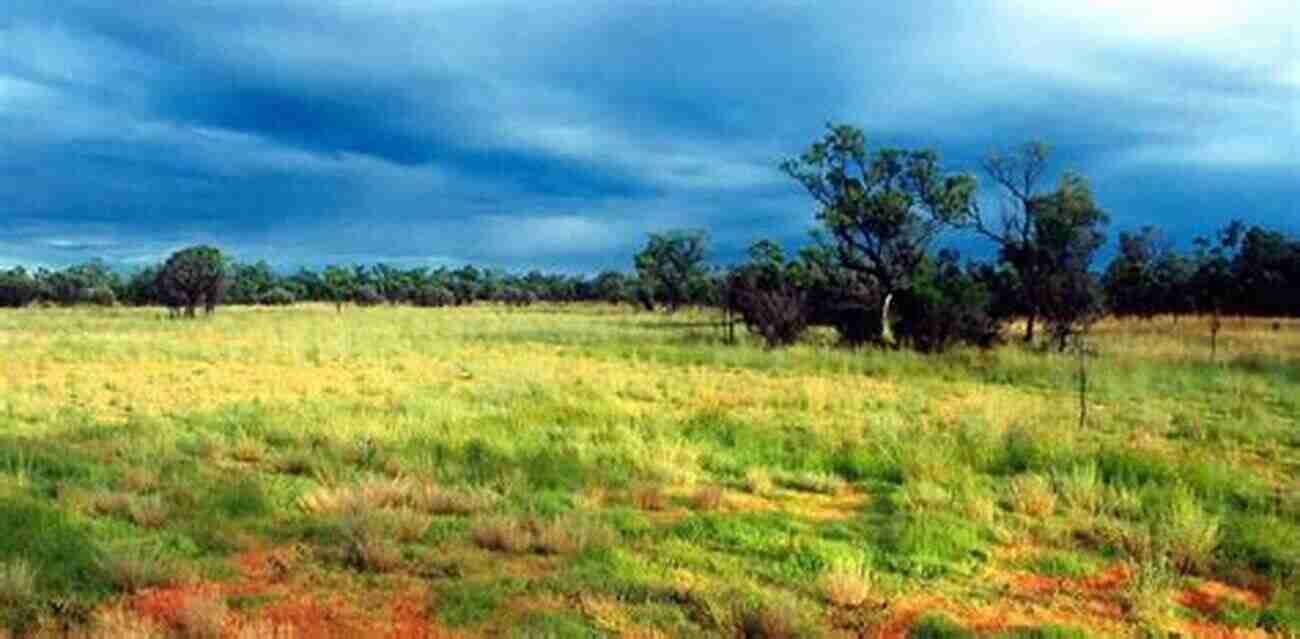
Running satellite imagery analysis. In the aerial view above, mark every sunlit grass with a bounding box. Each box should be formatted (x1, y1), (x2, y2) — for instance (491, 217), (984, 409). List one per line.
(0, 303), (1296, 637)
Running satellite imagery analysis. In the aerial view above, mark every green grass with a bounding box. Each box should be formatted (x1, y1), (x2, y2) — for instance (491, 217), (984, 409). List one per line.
(0, 304), (1296, 637)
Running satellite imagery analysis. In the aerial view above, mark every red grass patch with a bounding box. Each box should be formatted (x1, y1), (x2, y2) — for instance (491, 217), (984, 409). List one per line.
(129, 583), (219, 630)
(1177, 580), (1266, 617)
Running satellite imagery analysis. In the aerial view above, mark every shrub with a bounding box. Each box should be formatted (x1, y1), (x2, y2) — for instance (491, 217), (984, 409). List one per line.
(0, 561), (37, 622)
(412, 483), (497, 515)
(388, 509), (431, 543)
(895, 480), (953, 514)
(412, 286), (456, 308)
(84, 286), (117, 307)
(256, 288), (296, 306)
(353, 285), (384, 307)
(534, 515), (616, 556)
(99, 550), (177, 593)
(1006, 474), (1057, 518)
(734, 595), (820, 639)
(1153, 489), (1219, 573)
(727, 259), (809, 348)
(471, 516), (533, 553)
(338, 507), (403, 573)
(819, 562), (873, 608)
(127, 496), (170, 529)
(0, 269), (39, 308)
(894, 251), (1004, 352)
(1054, 463), (1102, 516)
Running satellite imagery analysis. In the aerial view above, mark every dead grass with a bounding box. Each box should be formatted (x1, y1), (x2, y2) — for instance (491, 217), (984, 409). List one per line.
(412, 482), (497, 515)
(127, 496), (170, 529)
(690, 485), (725, 511)
(533, 515), (616, 555)
(472, 515), (534, 553)
(1007, 473), (1058, 518)
(176, 593), (228, 639)
(0, 560), (37, 609)
(819, 565), (873, 608)
(632, 485), (668, 511)
(78, 607), (166, 639)
(743, 467), (774, 496)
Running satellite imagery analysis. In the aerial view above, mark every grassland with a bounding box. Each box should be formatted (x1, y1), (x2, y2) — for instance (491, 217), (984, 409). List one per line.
(0, 304), (1297, 638)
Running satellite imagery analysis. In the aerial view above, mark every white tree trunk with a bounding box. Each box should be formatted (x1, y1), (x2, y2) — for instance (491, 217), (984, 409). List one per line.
(881, 292), (894, 345)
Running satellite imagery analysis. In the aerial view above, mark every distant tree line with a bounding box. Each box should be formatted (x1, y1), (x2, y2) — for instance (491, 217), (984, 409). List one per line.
(722, 125), (1300, 351)
(2, 123), (1297, 349)
(0, 249), (685, 312)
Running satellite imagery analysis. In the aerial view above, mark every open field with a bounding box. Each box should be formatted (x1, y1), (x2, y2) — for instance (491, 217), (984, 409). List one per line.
(0, 304), (1297, 638)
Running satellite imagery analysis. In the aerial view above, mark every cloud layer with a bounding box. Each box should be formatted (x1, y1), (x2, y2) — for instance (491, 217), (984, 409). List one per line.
(2, 1), (1296, 270)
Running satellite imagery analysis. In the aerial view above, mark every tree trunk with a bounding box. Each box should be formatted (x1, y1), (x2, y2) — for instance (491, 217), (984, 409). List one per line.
(881, 293), (895, 345)
(1210, 308), (1222, 363)
(726, 305), (736, 344)
(1024, 314), (1037, 343)
(1077, 333), (1088, 429)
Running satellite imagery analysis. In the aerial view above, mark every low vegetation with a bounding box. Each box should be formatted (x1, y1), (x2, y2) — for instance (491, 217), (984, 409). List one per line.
(0, 303), (1295, 636)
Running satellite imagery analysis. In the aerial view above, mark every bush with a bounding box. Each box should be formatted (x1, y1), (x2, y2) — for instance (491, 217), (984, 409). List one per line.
(256, 287), (296, 306)
(353, 285), (384, 307)
(0, 270), (39, 308)
(412, 286), (456, 308)
(727, 242), (810, 348)
(500, 288), (537, 307)
(83, 286), (117, 307)
(894, 252), (1004, 353)
(730, 278), (808, 348)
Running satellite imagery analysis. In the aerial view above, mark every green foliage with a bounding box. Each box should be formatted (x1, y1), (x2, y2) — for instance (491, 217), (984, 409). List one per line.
(508, 610), (603, 638)
(909, 613), (975, 638)
(434, 579), (510, 626)
(159, 245), (226, 317)
(634, 229), (711, 312)
(0, 497), (110, 602)
(993, 626), (1089, 639)
(877, 513), (988, 578)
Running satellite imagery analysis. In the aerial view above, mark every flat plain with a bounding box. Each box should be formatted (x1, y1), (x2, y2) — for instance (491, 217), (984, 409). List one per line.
(0, 304), (1297, 638)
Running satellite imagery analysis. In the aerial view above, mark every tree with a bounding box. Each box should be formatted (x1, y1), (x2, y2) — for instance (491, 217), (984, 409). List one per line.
(1030, 173), (1109, 350)
(727, 241), (809, 347)
(634, 229), (710, 312)
(1235, 226), (1300, 317)
(1103, 226), (1166, 320)
(962, 143), (1109, 345)
(960, 142), (1054, 341)
(225, 260), (278, 304)
(322, 265), (358, 312)
(895, 251), (1004, 353)
(157, 246), (226, 318)
(0, 268), (40, 308)
(591, 270), (630, 304)
(781, 124), (978, 343)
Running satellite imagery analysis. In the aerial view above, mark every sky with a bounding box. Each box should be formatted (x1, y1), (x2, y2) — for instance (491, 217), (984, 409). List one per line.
(2, 1), (1297, 272)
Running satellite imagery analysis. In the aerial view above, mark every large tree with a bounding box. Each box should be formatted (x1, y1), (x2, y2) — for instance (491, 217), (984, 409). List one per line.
(780, 124), (977, 343)
(962, 142), (1108, 343)
(1026, 172), (1109, 349)
(634, 229), (710, 312)
(158, 245), (226, 317)
(1103, 226), (1167, 320)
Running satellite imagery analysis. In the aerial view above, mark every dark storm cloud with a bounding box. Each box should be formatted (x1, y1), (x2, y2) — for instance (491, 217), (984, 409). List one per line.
(1, 0), (1296, 270)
